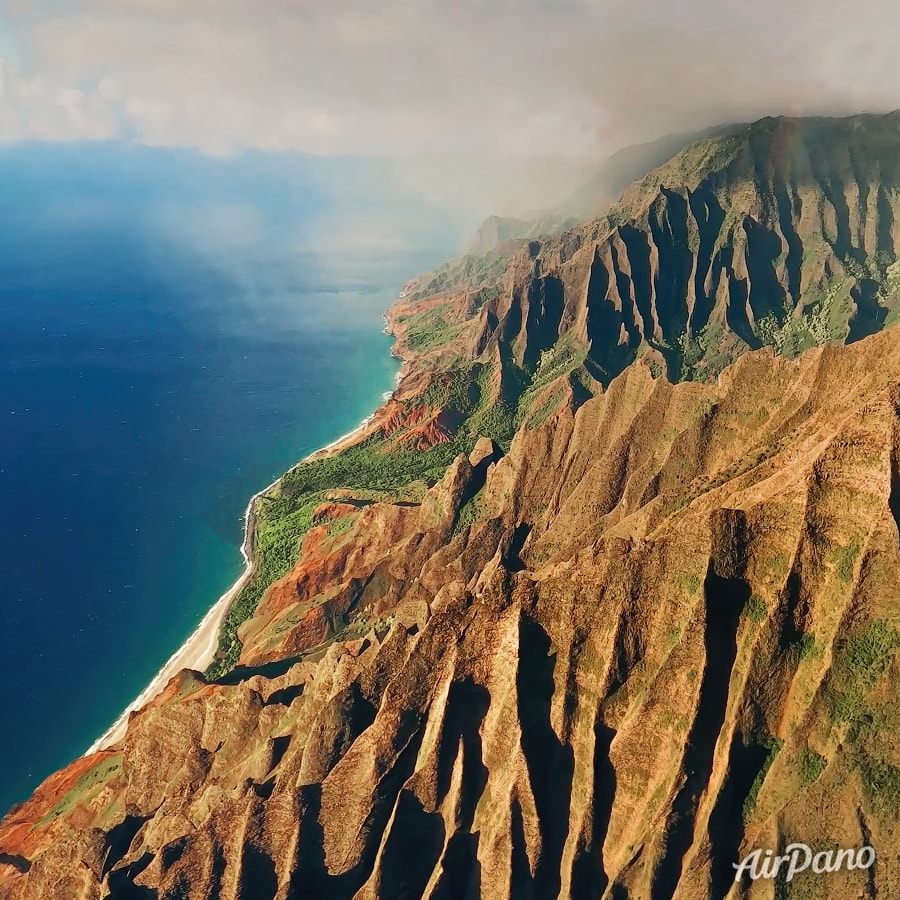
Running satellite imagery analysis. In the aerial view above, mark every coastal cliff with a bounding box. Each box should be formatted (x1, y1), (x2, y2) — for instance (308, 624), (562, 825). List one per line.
(2, 113), (900, 899)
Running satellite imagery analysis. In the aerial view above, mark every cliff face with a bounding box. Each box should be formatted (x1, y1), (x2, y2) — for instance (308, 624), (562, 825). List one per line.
(465, 114), (900, 388)
(3, 114), (900, 900)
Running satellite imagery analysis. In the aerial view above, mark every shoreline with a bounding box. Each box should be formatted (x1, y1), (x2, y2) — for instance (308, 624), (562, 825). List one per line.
(83, 479), (270, 755)
(83, 323), (405, 756)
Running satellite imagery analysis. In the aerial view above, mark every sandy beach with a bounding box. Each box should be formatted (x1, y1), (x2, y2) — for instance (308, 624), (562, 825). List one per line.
(83, 400), (393, 756)
(83, 487), (264, 755)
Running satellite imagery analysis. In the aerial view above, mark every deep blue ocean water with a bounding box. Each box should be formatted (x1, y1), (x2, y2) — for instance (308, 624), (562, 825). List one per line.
(0, 143), (459, 814)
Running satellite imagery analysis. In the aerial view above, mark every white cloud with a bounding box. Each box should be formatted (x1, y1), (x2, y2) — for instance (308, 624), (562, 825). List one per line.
(0, 59), (120, 142)
(0, 0), (897, 167)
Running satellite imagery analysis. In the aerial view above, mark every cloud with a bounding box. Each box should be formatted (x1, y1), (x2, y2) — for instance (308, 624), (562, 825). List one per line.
(0, 0), (898, 209)
(0, 60), (121, 142)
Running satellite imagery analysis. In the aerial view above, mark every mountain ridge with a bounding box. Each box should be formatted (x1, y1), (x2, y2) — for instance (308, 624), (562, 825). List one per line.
(454, 111), (900, 389)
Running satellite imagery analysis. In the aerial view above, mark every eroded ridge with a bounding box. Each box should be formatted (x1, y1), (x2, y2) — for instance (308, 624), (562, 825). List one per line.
(3, 328), (900, 899)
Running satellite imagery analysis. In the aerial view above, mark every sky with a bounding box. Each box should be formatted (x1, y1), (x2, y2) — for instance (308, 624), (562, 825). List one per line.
(0, 1), (898, 218)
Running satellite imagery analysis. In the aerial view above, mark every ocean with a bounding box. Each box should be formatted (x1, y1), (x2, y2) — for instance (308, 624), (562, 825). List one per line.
(0, 143), (459, 815)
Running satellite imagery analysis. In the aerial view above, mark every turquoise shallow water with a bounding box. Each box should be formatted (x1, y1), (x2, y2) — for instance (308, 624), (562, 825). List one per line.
(0, 143), (458, 815)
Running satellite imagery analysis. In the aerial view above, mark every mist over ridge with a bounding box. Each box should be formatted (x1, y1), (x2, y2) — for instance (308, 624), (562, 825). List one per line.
(0, 0), (898, 242)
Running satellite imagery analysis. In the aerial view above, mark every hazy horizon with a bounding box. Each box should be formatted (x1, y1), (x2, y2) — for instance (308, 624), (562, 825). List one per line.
(1, 1), (899, 227)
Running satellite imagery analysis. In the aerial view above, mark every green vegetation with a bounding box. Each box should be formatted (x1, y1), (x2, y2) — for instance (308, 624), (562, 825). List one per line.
(466, 362), (520, 450)
(679, 334), (704, 380)
(207, 491), (327, 679)
(325, 513), (357, 539)
(403, 303), (467, 352)
(842, 254), (869, 282)
(660, 439), (783, 516)
(206, 429), (478, 678)
(280, 441), (462, 497)
(879, 260), (900, 324)
(797, 748), (827, 786)
(527, 388), (566, 428)
(409, 248), (516, 301)
(743, 735), (784, 820)
(852, 750), (900, 815)
(754, 276), (854, 358)
(833, 539), (861, 582)
(764, 552), (790, 581)
(206, 351), (525, 677)
(660, 493), (692, 516)
(680, 133), (743, 182)
(38, 754), (123, 825)
(849, 700), (900, 745)
(787, 632), (819, 664)
(755, 312), (814, 358)
(451, 488), (484, 538)
(515, 335), (588, 427)
(678, 320), (738, 381)
(677, 572), (703, 595)
(743, 594), (767, 624)
(470, 400), (517, 450)
(469, 284), (504, 314)
(847, 700), (900, 816)
(689, 397), (716, 424)
(208, 438), (472, 674)
(696, 324), (733, 378)
(881, 258), (900, 291)
(824, 620), (900, 723)
(418, 365), (477, 412)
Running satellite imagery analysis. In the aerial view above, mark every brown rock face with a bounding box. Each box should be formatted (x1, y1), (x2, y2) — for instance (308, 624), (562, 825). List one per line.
(389, 407), (456, 451)
(460, 115), (900, 391)
(3, 329), (900, 899)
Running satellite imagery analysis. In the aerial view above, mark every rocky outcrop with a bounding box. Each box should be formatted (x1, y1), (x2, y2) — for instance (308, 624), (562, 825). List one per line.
(367, 115), (900, 454)
(389, 408), (456, 451)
